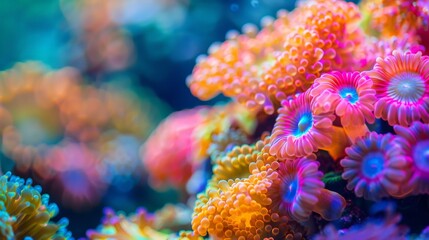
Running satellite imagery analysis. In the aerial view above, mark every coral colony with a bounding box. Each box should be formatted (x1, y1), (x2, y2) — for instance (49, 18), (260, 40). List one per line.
(2, 0), (429, 239)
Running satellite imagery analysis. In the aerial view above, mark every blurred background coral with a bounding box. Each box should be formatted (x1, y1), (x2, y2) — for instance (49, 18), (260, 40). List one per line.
(0, 0), (302, 237)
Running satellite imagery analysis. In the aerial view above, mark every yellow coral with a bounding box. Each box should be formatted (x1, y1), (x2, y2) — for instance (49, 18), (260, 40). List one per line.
(0, 172), (72, 239)
(210, 136), (276, 187)
(173, 230), (203, 240)
(87, 208), (168, 240)
(193, 102), (256, 162)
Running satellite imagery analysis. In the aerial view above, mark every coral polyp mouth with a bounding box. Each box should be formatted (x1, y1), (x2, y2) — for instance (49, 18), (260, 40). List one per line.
(339, 87), (359, 104)
(413, 140), (429, 172)
(387, 72), (425, 103)
(361, 152), (385, 178)
(294, 112), (313, 137)
(282, 178), (299, 203)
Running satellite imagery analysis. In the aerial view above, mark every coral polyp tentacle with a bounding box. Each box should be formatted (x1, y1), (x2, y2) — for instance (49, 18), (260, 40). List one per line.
(269, 91), (349, 160)
(210, 136), (269, 186)
(340, 132), (410, 200)
(365, 51), (429, 126)
(265, 155), (346, 222)
(310, 71), (376, 142)
(192, 175), (305, 239)
(0, 172), (72, 239)
(188, 0), (366, 114)
(394, 121), (429, 196)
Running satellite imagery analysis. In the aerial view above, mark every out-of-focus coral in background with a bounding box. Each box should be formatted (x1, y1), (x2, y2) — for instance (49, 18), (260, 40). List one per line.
(0, 0), (293, 237)
(2, 0), (429, 239)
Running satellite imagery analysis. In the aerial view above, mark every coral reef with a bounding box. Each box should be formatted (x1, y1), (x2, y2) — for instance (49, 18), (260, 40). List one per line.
(4, 0), (429, 239)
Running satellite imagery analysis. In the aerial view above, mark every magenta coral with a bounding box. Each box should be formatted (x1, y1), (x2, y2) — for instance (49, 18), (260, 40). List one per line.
(310, 71), (376, 142)
(141, 108), (206, 190)
(267, 155), (345, 222)
(269, 91), (349, 159)
(364, 35), (425, 68)
(394, 121), (429, 196)
(340, 132), (410, 200)
(365, 51), (429, 126)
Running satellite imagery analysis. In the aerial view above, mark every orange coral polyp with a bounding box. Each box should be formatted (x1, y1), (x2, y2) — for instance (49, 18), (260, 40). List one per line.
(188, 0), (365, 114)
(192, 175), (304, 240)
(192, 178), (274, 239)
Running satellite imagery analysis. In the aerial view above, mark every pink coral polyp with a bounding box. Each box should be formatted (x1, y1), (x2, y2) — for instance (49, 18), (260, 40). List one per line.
(340, 132), (410, 200)
(365, 51), (429, 126)
(271, 155), (323, 221)
(310, 71), (376, 127)
(141, 108), (206, 189)
(394, 121), (429, 196)
(269, 91), (335, 159)
(268, 155), (345, 222)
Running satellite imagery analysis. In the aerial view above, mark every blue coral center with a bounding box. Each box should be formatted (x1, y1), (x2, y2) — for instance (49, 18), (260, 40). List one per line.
(283, 178), (299, 203)
(294, 112), (313, 137)
(413, 140), (429, 172)
(388, 72), (425, 103)
(361, 152), (385, 178)
(339, 87), (359, 104)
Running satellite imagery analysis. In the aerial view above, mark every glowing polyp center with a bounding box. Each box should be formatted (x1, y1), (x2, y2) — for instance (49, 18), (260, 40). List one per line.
(339, 87), (359, 104)
(294, 112), (313, 137)
(283, 178), (298, 203)
(361, 152), (385, 178)
(413, 140), (429, 172)
(387, 72), (425, 103)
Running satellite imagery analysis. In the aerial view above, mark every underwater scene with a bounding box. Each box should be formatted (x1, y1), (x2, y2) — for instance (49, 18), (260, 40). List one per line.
(1, 0), (429, 239)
